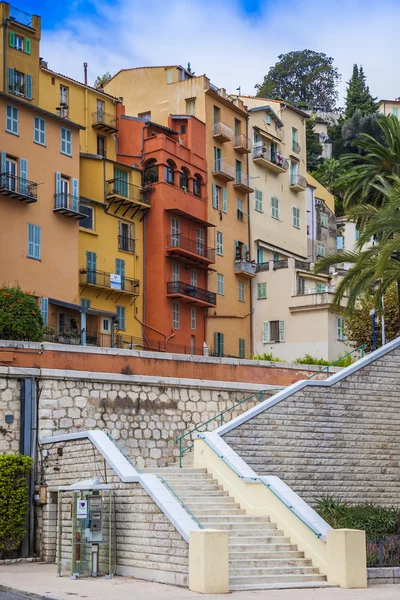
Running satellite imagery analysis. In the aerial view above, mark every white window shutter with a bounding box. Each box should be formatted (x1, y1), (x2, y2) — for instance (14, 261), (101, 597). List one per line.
(222, 187), (227, 213)
(212, 184), (218, 209)
(279, 320), (285, 342)
(262, 321), (269, 343)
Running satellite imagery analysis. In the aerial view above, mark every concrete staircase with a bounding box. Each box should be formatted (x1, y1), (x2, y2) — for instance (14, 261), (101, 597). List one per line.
(142, 466), (331, 590)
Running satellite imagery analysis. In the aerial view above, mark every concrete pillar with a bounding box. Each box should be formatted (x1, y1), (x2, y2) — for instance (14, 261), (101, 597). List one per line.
(80, 311), (87, 346)
(189, 529), (229, 594)
(327, 529), (367, 588)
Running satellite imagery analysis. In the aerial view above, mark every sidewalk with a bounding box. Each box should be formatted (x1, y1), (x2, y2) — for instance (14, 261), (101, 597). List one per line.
(0, 563), (399, 600)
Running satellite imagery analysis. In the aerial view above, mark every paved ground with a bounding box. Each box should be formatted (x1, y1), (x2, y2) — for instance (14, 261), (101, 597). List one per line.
(0, 563), (399, 600)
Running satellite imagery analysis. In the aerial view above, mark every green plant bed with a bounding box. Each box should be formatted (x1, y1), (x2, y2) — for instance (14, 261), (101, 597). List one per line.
(294, 353), (354, 367)
(251, 352), (285, 362)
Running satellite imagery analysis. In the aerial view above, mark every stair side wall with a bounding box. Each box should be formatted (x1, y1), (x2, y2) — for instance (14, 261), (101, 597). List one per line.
(223, 347), (400, 506)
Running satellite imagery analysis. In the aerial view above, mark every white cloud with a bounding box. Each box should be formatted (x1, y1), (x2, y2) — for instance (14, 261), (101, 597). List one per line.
(40, 0), (400, 106)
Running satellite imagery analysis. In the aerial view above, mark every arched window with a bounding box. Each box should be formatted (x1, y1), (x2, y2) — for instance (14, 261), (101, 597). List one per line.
(193, 174), (202, 198)
(180, 167), (189, 191)
(143, 159), (158, 185)
(165, 160), (176, 185)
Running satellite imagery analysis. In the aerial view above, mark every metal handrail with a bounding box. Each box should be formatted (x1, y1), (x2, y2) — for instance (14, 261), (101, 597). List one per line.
(0, 173), (38, 200)
(166, 234), (215, 261)
(175, 389), (281, 467)
(306, 345), (365, 380)
(197, 435), (325, 539)
(106, 433), (203, 529)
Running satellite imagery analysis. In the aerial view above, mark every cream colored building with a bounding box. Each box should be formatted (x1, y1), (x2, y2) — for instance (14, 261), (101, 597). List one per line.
(378, 98), (400, 118)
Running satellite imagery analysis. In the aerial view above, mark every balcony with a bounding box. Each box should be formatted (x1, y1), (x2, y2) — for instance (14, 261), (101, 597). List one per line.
(252, 145), (289, 174)
(234, 260), (257, 278)
(233, 171), (254, 193)
(118, 235), (136, 253)
(212, 159), (235, 183)
(166, 281), (216, 307)
(290, 173), (307, 192)
(292, 140), (301, 154)
(0, 173), (37, 203)
(234, 133), (252, 154)
(10, 5), (34, 28)
(106, 179), (150, 218)
(54, 194), (85, 219)
(92, 111), (118, 134)
(295, 259), (311, 271)
(213, 121), (233, 142)
(79, 269), (140, 297)
(166, 234), (215, 268)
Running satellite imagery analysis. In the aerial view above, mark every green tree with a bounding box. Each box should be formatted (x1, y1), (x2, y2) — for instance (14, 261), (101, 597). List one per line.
(345, 64), (378, 120)
(94, 72), (112, 89)
(332, 111), (383, 159)
(0, 455), (33, 554)
(306, 117), (323, 171)
(255, 50), (341, 111)
(0, 285), (43, 341)
(312, 158), (346, 215)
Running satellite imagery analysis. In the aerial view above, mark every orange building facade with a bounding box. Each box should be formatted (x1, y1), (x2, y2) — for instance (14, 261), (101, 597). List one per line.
(117, 112), (214, 353)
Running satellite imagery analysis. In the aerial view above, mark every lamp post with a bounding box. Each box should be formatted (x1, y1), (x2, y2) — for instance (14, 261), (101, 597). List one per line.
(369, 309), (377, 351)
(390, 251), (400, 333)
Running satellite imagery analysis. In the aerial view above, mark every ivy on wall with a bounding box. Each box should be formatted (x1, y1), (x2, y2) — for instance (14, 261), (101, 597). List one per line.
(0, 455), (33, 554)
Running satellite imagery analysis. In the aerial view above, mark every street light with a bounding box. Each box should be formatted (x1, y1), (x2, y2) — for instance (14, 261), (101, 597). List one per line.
(369, 308), (377, 351)
(391, 251), (400, 333)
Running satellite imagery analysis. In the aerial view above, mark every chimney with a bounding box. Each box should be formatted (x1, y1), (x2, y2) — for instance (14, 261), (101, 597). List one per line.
(83, 62), (88, 86)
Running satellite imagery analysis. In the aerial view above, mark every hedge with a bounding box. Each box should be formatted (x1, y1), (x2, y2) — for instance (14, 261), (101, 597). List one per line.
(0, 455), (33, 553)
(0, 285), (43, 342)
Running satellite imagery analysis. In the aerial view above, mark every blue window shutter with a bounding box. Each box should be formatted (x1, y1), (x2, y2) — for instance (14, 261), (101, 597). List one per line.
(25, 38), (31, 54)
(8, 68), (14, 93)
(86, 251), (97, 284)
(55, 172), (61, 207)
(212, 184), (218, 209)
(28, 224), (34, 257)
(35, 225), (41, 259)
(222, 187), (227, 213)
(9, 31), (15, 48)
(40, 297), (48, 325)
(25, 74), (32, 100)
(20, 158), (27, 194)
(72, 178), (79, 212)
(1, 151), (6, 175)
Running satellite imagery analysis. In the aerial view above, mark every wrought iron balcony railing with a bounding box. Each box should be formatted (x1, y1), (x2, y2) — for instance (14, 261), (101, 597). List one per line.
(106, 179), (150, 205)
(80, 269), (140, 295)
(295, 259), (310, 271)
(54, 193), (84, 218)
(118, 235), (136, 253)
(166, 234), (215, 261)
(92, 111), (118, 132)
(167, 281), (216, 305)
(252, 145), (289, 170)
(0, 173), (38, 203)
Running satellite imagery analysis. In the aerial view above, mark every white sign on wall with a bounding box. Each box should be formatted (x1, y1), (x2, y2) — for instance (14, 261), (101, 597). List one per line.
(77, 499), (88, 518)
(110, 273), (121, 290)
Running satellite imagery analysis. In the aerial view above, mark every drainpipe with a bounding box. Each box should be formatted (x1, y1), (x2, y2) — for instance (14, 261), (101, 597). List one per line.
(20, 378), (37, 557)
(3, 16), (9, 92)
(246, 115), (253, 356)
(142, 211), (147, 338)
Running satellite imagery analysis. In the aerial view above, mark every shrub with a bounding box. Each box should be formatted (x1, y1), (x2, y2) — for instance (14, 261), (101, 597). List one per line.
(0, 455), (33, 553)
(294, 354), (330, 366)
(0, 285), (43, 342)
(315, 497), (400, 541)
(251, 352), (284, 362)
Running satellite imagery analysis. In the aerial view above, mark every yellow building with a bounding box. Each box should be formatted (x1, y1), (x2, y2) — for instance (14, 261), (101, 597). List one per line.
(106, 66), (253, 358)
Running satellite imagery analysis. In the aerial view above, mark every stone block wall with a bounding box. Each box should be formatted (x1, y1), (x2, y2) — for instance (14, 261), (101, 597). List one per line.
(37, 438), (189, 585)
(224, 348), (400, 506)
(0, 377), (20, 454)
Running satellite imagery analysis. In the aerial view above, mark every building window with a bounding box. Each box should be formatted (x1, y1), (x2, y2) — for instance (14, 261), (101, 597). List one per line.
(320, 213), (328, 228)
(212, 184), (227, 212)
(97, 135), (106, 157)
(271, 196), (279, 220)
(116, 305), (126, 331)
(6, 104), (18, 135)
(337, 236), (344, 250)
(80, 298), (91, 308)
(60, 85), (68, 106)
(292, 206), (300, 228)
(102, 318), (111, 333)
(296, 277), (305, 295)
(166, 70), (173, 84)
(80, 204), (94, 230)
(191, 335), (196, 354)
(115, 258), (125, 289)
(237, 198), (244, 221)
(60, 127), (72, 156)
(186, 99), (195, 115)
(172, 262), (180, 282)
(118, 222), (134, 252)
(13, 34), (24, 51)
(172, 301), (179, 329)
(86, 251), (97, 284)
(27, 223), (41, 260)
(165, 160), (175, 185)
(217, 273), (224, 295)
(355, 228), (360, 241)
(337, 317), (344, 341)
(193, 174), (202, 197)
(191, 308), (196, 330)
(292, 127), (299, 152)
(190, 269), (198, 287)
(171, 217), (180, 246)
(180, 125), (186, 134)
(255, 189), (263, 212)
(138, 111), (151, 121)
(40, 297), (48, 325)
(216, 231), (223, 256)
(214, 332), (224, 357)
(143, 159), (158, 184)
(392, 107), (399, 118)
(239, 338), (245, 359)
(257, 282), (267, 299)
(317, 243), (325, 257)
(235, 159), (242, 185)
(271, 320), (284, 342)
(265, 115), (271, 126)
(196, 229), (204, 256)
(257, 248), (265, 264)
(34, 116), (46, 145)
(316, 282), (327, 293)
(180, 167), (189, 191)
(273, 252), (280, 262)
(238, 281), (245, 302)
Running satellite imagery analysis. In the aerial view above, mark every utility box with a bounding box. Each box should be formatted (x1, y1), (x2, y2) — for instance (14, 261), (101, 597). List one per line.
(57, 478), (115, 579)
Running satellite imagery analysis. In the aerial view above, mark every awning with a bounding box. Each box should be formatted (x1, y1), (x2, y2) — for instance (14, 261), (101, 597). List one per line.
(48, 298), (117, 317)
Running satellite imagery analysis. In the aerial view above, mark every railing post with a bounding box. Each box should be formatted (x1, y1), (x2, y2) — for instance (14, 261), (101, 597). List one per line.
(220, 414), (223, 426)
(179, 438), (182, 469)
(259, 391), (263, 403)
(327, 366), (329, 379)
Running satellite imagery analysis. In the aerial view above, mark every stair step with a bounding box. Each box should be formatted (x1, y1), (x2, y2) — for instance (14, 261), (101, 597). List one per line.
(229, 566), (319, 576)
(142, 468), (206, 474)
(229, 559), (312, 568)
(192, 508), (246, 516)
(167, 483), (223, 491)
(184, 501), (241, 510)
(227, 529), (283, 536)
(230, 581), (335, 591)
(154, 474), (213, 481)
(200, 516), (270, 523)
(178, 496), (236, 504)
(229, 573), (327, 585)
(230, 550), (305, 560)
(198, 524), (278, 532)
(229, 543), (297, 552)
(177, 490), (229, 498)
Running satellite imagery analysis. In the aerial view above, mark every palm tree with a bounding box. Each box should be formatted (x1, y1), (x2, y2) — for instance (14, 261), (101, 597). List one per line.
(340, 116), (400, 211)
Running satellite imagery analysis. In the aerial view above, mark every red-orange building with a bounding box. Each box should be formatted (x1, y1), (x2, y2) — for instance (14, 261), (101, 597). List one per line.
(117, 111), (215, 354)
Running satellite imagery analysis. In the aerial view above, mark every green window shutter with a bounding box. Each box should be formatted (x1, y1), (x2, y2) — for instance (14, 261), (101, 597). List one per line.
(257, 282), (267, 299)
(20, 158), (27, 194)
(279, 320), (285, 342)
(25, 38), (31, 54)
(116, 306), (126, 331)
(1, 151), (6, 174)
(116, 258), (126, 289)
(222, 187), (227, 213)
(72, 178), (79, 212)
(8, 68), (14, 93)
(262, 321), (269, 343)
(9, 31), (15, 48)
(25, 74), (32, 100)
(55, 172), (61, 206)
(86, 251), (97, 284)
(212, 183), (218, 209)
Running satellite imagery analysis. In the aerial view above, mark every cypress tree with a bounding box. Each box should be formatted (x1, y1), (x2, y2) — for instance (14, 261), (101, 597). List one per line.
(345, 64), (378, 119)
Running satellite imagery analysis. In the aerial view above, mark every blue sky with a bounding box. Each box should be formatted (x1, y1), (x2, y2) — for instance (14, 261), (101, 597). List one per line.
(20, 0), (400, 104)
